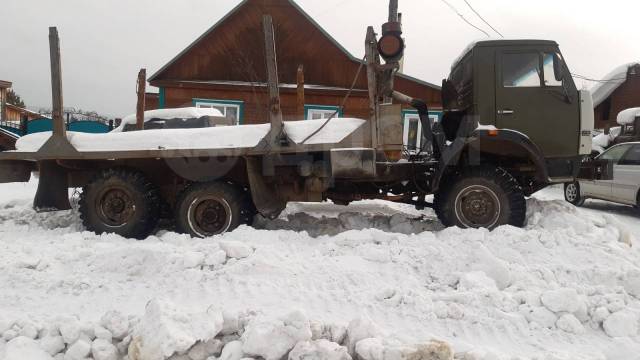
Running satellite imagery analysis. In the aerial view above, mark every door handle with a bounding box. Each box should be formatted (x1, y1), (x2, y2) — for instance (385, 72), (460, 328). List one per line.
(498, 109), (515, 115)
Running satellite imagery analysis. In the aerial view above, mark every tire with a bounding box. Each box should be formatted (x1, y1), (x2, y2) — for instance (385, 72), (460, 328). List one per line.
(79, 168), (161, 240)
(175, 182), (255, 238)
(434, 167), (526, 230)
(564, 182), (585, 206)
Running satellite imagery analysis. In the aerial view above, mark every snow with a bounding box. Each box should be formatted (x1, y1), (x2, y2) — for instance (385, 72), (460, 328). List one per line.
(2, 337), (53, 360)
(617, 107), (640, 126)
(592, 126), (622, 153)
(15, 118), (367, 152)
(591, 63), (639, 108)
(113, 107), (224, 133)
(603, 311), (639, 338)
(1, 182), (640, 359)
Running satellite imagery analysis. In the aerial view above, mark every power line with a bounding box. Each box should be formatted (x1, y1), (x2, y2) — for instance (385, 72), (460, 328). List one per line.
(462, 0), (504, 38)
(571, 73), (627, 83)
(439, 0), (490, 38)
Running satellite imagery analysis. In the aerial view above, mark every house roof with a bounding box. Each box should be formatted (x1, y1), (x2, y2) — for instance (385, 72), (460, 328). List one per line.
(149, 0), (440, 90)
(591, 63), (640, 108)
(0, 80), (12, 89)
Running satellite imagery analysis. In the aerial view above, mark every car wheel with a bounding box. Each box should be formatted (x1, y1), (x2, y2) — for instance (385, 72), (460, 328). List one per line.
(175, 182), (255, 238)
(434, 166), (526, 230)
(79, 168), (161, 240)
(564, 182), (585, 206)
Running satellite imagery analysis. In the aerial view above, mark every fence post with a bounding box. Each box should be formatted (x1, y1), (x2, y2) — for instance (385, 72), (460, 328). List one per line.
(20, 115), (28, 135)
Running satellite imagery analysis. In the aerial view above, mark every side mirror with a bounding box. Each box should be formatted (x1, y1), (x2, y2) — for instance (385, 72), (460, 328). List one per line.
(553, 53), (565, 82)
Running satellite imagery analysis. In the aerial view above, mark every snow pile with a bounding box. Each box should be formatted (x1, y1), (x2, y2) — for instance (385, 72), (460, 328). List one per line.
(1, 182), (640, 359)
(0, 300), (453, 360)
(617, 107), (640, 126)
(113, 107), (224, 133)
(15, 118), (366, 152)
(592, 126), (622, 154)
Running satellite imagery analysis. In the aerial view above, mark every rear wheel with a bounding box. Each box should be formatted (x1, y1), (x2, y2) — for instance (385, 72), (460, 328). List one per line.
(564, 182), (585, 206)
(79, 168), (160, 240)
(176, 182), (255, 238)
(435, 167), (526, 230)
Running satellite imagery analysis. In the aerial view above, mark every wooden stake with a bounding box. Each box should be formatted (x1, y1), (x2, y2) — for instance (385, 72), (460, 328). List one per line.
(49, 27), (66, 137)
(136, 69), (146, 131)
(297, 65), (305, 120)
(365, 26), (380, 149)
(263, 15), (285, 145)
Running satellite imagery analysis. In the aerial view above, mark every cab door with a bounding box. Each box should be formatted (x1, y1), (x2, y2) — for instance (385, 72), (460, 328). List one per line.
(612, 144), (640, 204)
(495, 50), (579, 158)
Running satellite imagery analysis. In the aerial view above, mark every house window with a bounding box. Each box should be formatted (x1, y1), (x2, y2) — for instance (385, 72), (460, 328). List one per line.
(305, 105), (341, 120)
(193, 99), (243, 125)
(402, 111), (441, 153)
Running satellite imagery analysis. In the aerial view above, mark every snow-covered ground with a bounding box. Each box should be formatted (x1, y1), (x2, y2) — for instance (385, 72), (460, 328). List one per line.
(0, 181), (639, 360)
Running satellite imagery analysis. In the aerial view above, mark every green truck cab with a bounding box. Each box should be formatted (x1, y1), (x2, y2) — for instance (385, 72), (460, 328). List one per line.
(436, 40), (596, 196)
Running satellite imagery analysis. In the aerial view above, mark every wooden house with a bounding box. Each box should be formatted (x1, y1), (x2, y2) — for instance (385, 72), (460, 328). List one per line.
(592, 63), (640, 129)
(0, 80), (11, 122)
(147, 0), (442, 150)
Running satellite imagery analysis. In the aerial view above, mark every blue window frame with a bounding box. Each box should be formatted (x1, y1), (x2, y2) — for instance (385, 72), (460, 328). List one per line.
(158, 88), (166, 109)
(192, 98), (244, 125)
(401, 109), (443, 153)
(304, 105), (342, 120)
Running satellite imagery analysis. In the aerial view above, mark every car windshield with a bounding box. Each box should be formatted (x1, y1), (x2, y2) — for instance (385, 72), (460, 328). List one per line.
(599, 144), (632, 163)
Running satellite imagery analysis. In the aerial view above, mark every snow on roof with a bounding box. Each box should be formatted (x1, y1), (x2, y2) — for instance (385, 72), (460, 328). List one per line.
(617, 107), (640, 126)
(591, 63), (639, 108)
(450, 39), (556, 71)
(113, 107), (224, 132)
(16, 118), (366, 152)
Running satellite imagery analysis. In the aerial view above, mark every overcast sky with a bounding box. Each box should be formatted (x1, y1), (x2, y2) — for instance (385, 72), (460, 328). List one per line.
(1, 0), (638, 117)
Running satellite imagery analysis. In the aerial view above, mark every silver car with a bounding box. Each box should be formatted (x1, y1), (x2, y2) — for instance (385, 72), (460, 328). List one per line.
(565, 142), (640, 209)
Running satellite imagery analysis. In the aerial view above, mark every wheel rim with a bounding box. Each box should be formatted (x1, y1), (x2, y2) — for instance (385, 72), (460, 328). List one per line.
(566, 183), (578, 202)
(187, 196), (233, 237)
(97, 187), (136, 227)
(454, 185), (501, 229)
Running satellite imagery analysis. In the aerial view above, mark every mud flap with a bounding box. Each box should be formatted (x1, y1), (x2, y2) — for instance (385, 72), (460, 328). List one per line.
(0, 160), (33, 183)
(577, 159), (613, 181)
(34, 160), (71, 212)
(245, 157), (286, 219)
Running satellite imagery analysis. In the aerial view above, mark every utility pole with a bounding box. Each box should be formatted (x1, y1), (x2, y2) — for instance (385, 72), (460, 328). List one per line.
(136, 69), (146, 131)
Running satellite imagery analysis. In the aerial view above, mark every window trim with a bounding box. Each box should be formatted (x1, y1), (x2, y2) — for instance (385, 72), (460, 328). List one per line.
(304, 105), (342, 120)
(192, 98), (244, 124)
(401, 110), (443, 153)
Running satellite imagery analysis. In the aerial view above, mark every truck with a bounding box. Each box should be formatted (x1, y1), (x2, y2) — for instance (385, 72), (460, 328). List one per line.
(0, 2), (610, 239)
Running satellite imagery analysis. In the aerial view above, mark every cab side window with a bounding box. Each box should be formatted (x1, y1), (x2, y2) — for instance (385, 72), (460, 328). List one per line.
(502, 53), (542, 87)
(543, 53), (563, 87)
(620, 145), (640, 166)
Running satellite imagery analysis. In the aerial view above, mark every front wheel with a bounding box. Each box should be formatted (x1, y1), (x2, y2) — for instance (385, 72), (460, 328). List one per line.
(175, 182), (255, 238)
(564, 182), (585, 206)
(435, 167), (526, 230)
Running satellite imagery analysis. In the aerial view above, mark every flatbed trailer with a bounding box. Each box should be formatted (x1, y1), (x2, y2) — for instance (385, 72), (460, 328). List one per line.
(0, 1), (611, 239)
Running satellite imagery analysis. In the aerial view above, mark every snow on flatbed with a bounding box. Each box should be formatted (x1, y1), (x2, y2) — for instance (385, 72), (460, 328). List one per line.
(0, 182), (640, 359)
(15, 118), (366, 153)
